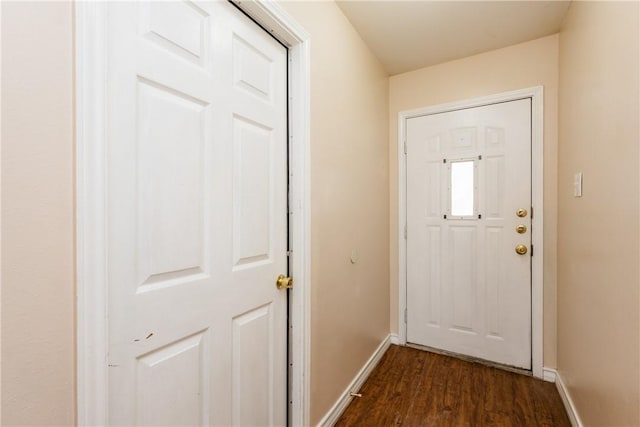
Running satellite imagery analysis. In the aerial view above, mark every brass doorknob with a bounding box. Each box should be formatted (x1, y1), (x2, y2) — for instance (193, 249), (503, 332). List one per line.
(515, 244), (528, 255)
(276, 274), (293, 290)
(516, 208), (528, 218)
(516, 224), (527, 234)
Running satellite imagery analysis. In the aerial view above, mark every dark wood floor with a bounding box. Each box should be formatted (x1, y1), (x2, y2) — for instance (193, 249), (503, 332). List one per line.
(335, 345), (570, 427)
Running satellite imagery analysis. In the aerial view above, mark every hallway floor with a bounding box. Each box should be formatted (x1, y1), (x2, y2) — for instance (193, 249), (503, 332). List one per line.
(335, 345), (570, 426)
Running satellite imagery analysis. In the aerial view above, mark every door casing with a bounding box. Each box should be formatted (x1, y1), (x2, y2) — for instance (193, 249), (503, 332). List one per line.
(75, 1), (311, 425)
(397, 87), (544, 378)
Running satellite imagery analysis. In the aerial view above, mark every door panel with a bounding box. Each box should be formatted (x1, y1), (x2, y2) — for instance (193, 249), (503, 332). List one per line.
(449, 225), (477, 332)
(136, 78), (210, 291)
(232, 304), (274, 426)
(232, 116), (275, 269)
(136, 331), (210, 426)
(106, 2), (288, 425)
(406, 99), (532, 369)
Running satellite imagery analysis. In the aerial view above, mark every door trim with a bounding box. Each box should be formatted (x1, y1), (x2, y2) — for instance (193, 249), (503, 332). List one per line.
(75, 2), (311, 425)
(397, 87), (544, 378)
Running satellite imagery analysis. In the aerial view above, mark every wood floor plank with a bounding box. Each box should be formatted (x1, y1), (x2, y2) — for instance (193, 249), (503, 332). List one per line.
(334, 345), (570, 427)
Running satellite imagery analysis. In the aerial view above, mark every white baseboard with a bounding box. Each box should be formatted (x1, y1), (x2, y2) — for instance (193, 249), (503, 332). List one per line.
(554, 369), (584, 427)
(316, 334), (392, 427)
(390, 333), (400, 345)
(542, 367), (557, 382)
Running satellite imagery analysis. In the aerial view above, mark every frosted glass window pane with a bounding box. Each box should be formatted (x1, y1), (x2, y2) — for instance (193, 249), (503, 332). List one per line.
(451, 161), (474, 216)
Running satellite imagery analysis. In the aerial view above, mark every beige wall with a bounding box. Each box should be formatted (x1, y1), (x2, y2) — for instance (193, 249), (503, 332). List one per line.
(557, 1), (640, 425)
(1, 2), (76, 425)
(278, 2), (390, 424)
(389, 35), (560, 368)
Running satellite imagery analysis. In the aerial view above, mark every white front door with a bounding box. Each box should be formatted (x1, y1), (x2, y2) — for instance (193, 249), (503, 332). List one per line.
(105, 2), (288, 424)
(406, 99), (532, 369)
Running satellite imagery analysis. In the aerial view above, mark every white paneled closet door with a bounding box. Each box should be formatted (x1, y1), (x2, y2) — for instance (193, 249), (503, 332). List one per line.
(105, 2), (288, 425)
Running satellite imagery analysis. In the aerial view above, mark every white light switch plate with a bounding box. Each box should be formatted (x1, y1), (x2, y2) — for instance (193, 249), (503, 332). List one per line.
(574, 172), (583, 197)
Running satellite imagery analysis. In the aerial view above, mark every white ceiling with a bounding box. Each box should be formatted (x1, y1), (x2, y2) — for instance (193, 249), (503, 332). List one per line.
(336, 1), (571, 75)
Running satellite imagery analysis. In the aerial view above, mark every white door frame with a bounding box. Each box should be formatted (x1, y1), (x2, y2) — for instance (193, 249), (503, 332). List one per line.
(397, 87), (544, 378)
(75, 1), (311, 425)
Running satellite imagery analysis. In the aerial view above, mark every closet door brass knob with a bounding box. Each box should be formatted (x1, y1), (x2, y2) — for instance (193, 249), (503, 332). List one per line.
(516, 208), (528, 218)
(516, 224), (527, 234)
(276, 274), (293, 290)
(515, 245), (528, 255)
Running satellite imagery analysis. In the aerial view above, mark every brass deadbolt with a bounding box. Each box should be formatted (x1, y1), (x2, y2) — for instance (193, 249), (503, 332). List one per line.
(516, 208), (528, 218)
